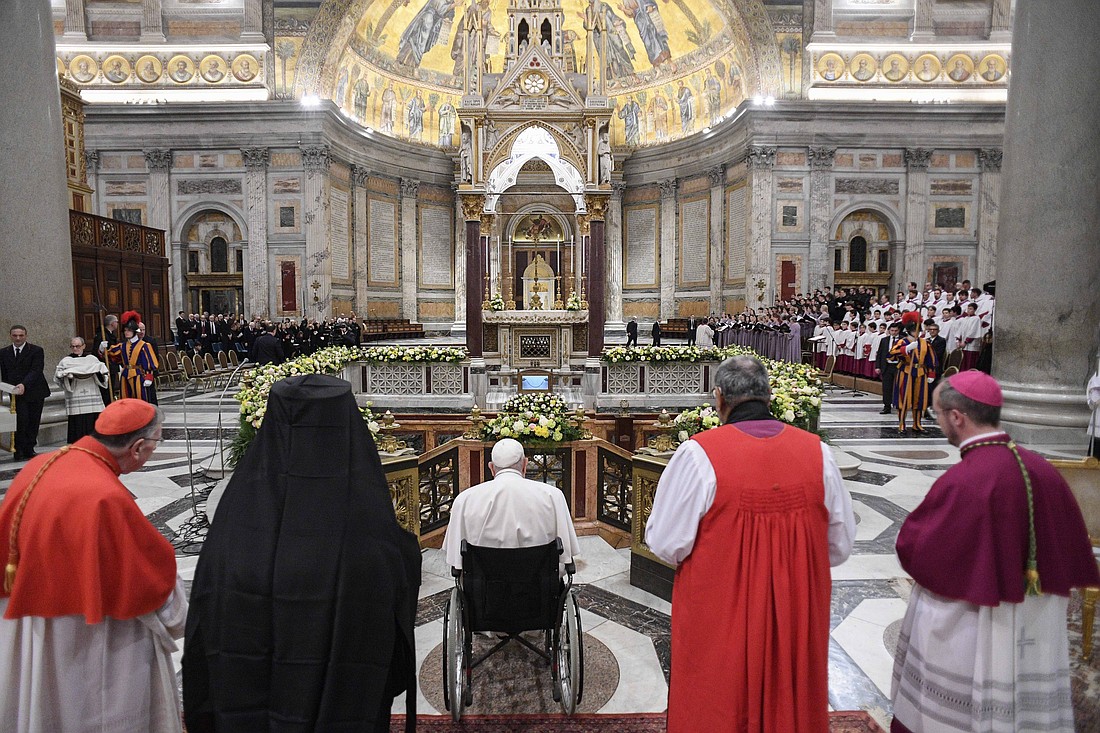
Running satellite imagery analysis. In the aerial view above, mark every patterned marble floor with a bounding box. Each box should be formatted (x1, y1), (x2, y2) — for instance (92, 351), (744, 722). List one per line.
(0, 385), (1093, 729)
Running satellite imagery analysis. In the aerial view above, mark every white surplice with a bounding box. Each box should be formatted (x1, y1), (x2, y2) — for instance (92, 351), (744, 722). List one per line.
(0, 575), (188, 733)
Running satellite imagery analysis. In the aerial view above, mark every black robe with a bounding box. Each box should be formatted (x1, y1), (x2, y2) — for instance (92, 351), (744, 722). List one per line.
(184, 374), (421, 732)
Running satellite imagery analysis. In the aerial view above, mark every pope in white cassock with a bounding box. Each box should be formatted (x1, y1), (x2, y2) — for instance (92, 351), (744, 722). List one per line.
(444, 438), (580, 575)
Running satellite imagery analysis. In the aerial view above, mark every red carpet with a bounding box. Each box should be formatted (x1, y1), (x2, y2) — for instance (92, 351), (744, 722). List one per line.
(391, 711), (885, 731)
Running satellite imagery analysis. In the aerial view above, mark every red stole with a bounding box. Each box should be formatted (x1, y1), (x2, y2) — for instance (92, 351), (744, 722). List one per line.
(669, 424), (831, 732)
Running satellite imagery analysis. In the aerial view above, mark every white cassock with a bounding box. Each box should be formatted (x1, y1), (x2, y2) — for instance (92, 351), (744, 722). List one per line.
(645, 439), (856, 566)
(0, 575), (188, 733)
(956, 315), (984, 352)
(939, 318), (958, 354)
(443, 468), (580, 574)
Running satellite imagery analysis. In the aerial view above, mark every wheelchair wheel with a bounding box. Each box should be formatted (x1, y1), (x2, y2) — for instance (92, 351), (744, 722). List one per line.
(555, 590), (584, 714)
(442, 587), (468, 721)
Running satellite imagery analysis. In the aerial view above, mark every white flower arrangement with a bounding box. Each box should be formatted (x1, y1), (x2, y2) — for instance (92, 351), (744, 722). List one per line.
(360, 345), (467, 364)
(481, 393), (583, 445)
(564, 291), (583, 311)
(487, 295), (506, 312)
(602, 345), (755, 363)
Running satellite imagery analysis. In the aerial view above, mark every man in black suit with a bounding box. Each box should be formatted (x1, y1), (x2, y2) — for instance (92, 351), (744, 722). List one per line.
(626, 317), (638, 347)
(0, 326), (50, 460)
(874, 322), (901, 415)
(249, 322), (286, 366)
(686, 315), (698, 346)
(175, 311), (190, 351)
(924, 319), (947, 402)
(651, 320), (662, 346)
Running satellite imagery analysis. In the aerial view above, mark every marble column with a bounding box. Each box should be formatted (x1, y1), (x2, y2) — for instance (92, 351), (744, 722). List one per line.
(141, 0), (165, 42)
(242, 0), (265, 42)
(746, 146), (776, 308)
(707, 166), (725, 311)
(605, 182), (626, 334)
(400, 178), (420, 322)
(451, 186), (466, 337)
(993, 0), (1100, 444)
(989, 0), (1013, 42)
(811, 0), (835, 41)
(144, 149), (175, 310)
(975, 148), (1002, 286)
(586, 194), (607, 357)
(911, 0), (934, 42)
(242, 147), (270, 317)
(351, 166), (369, 315)
(807, 146), (836, 293)
(0, 0), (76, 369)
(301, 145), (331, 319)
(83, 149), (100, 215)
(902, 148), (931, 289)
(657, 178), (678, 320)
(62, 0), (87, 41)
(461, 195), (483, 357)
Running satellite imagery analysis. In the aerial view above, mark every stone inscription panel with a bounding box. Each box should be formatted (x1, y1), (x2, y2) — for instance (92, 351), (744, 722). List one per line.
(330, 187), (350, 280)
(624, 206), (658, 288)
(934, 206), (966, 229)
(177, 178), (241, 195)
(419, 205), (454, 288)
(726, 186), (747, 281)
(678, 198), (709, 285)
(835, 178), (899, 195)
(368, 198), (397, 285)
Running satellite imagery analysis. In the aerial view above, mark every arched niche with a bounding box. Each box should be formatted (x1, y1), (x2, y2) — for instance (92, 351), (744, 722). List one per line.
(484, 124), (586, 214)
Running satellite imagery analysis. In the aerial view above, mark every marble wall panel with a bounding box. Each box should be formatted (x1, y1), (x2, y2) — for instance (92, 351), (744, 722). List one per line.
(777, 177), (804, 194)
(273, 177), (301, 194)
(270, 152), (301, 168)
(777, 151), (806, 167)
(624, 205), (659, 289)
(330, 186), (351, 281)
(623, 300), (659, 319)
(367, 196), (398, 285)
(367, 299), (402, 318)
(419, 300), (455, 319)
(930, 179), (973, 196)
(418, 204), (454, 289)
(105, 180), (147, 196)
(725, 184), (747, 282)
(677, 197), (709, 287)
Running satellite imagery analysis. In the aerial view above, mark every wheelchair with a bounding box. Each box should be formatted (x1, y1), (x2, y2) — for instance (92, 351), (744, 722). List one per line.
(442, 538), (583, 720)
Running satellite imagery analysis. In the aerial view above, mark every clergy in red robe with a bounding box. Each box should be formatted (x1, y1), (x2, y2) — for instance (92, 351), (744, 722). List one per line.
(646, 355), (856, 732)
(891, 371), (1099, 733)
(0, 400), (185, 733)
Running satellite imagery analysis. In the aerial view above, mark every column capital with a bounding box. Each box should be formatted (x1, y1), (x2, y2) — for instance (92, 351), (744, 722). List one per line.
(707, 165), (726, 186)
(611, 181), (627, 199)
(747, 145), (777, 170)
(905, 147), (933, 171)
(351, 164), (370, 187)
(808, 146), (837, 169)
(300, 144), (331, 172)
(400, 178), (421, 198)
(460, 193), (484, 221)
(83, 149), (99, 173)
(585, 193), (609, 220)
(241, 147), (269, 170)
(979, 148), (1003, 172)
(576, 213), (590, 235)
(658, 178), (678, 199)
(144, 149), (172, 172)
(479, 212), (495, 232)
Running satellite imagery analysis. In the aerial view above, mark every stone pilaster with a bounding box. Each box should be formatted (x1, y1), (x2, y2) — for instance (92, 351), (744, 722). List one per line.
(976, 148), (1002, 286)
(62, 0), (87, 40)
(301, 145), (331, 319)
(811, 0), (835, 41)
(242, 147), (269, 317)
(140, 0), (165, 42)
(400, 178), (420, 322)
(605, 181), (626, 332)
(994, 0), (1100, 444)
(658, 178), (678, 319)
(707, 166), (725, 311)
(903, 148), (931, 289)
(0, 0), (76, 371)
(451, 185), (466, 337)
(242, 0), (265, 41)
(911, 0), (934, 41)
(83, 149), (99, 214)
(461, 194), (484, 357)
(351, 165), (369, 316)
(989, 0), (1013, 41)
(807, 146), (836, 293)
(746, 146), (776, 308)
(145, 149), (175, 309)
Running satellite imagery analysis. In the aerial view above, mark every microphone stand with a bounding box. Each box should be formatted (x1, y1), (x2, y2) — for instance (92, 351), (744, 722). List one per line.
(845, 332), (866, 397)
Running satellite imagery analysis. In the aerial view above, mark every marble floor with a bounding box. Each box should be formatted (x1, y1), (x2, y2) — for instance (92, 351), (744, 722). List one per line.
(1, 383), (1093, 730)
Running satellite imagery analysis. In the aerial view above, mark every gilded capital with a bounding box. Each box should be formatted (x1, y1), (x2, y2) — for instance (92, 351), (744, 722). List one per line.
(479, 213), (495, 231)
(585, 194), (608, 221)
(576, 213), (590, 235)
(460, 194), (484, 221)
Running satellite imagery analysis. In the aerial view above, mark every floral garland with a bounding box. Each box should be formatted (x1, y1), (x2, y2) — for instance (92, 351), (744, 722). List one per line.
(602, 344), (755, 363)
(360, 345), (468, 363)
(480, 393), (584, 445)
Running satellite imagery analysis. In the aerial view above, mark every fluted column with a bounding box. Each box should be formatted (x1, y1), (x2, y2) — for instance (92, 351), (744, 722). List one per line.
(746, 146), (776, 308)
(83, 149), (100, 214)
(301, 145), (331, 319)
(145, 149), (175, 309)
(242, 147), (269, 317)
(993, 0), (1100, 444)
(911, 0), (934, 42)
(903, 148), (931, 289)
(461, 194), (483, 357)
(811, 0), (835, 41)
(975, 148), (1002, 286)
(807, 146), (835, 292)
(242, 0), (264, 41)
(140, 0), (165, 42)
(452, 186), (466, 337)
(707, 166), (725, 312)
(351, 166), (369, 315)
(62, 0), (88, 40)
(0, 0), (76, 369)
(606, 182), (626, 331)
(400, 178), (420, 322)
(658, 178), (678, 319)
(989, 0), (1013, 42)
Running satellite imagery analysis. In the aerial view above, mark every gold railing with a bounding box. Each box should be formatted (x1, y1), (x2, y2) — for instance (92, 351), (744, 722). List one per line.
(630, 453), (671, 567)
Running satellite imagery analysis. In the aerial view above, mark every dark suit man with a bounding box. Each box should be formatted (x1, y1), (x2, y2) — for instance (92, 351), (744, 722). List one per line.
(924, 320), (947, 397)
(686, 316), (698, 346)
(875, 323), (901, 415)
(249, 325), (286, 366)
(626, 318), (638, 347)
(175, 311), (190, 351)
(0, 326), (50, 460)
(651, 321), (662, 346)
